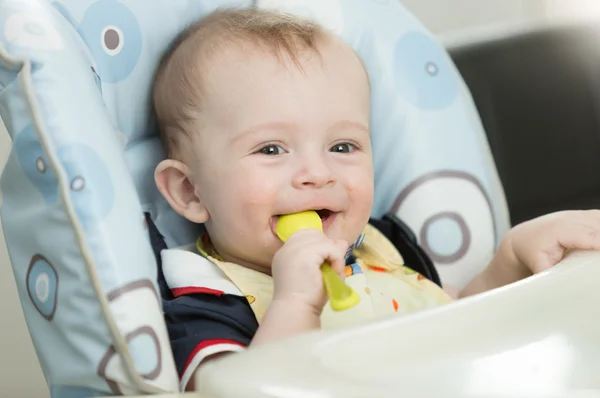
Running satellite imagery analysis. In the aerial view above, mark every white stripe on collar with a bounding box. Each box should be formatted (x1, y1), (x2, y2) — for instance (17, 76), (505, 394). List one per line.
(161, 245), (244, 297)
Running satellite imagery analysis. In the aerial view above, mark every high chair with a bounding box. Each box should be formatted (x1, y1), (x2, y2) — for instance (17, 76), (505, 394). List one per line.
(0, 0), (509, 396)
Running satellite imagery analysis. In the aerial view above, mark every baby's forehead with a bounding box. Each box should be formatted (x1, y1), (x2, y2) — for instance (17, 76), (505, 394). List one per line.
(201, 35), (367, 89)
(201, 38), (368, 104)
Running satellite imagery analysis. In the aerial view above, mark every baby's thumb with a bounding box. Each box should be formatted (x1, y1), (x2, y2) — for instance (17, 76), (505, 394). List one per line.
(331, 239), (349, 277)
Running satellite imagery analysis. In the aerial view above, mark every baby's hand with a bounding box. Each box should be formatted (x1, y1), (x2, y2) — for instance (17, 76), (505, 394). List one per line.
(506, 210), (600, 274)
(271, 229), (348, 314)
(462, 210), (600, 297)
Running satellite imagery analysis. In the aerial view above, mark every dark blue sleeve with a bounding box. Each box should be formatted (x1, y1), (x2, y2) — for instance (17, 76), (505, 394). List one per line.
(163, 293), (259, 380)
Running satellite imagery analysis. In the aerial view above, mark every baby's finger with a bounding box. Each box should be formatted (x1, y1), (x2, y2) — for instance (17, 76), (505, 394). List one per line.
(328, 252), (347, 275)
(283, 228), (325, 246)
(321, 242), (346, 277)
(558, 224), (600, 251)
(333, 240), (350, 277)
(576, 210), (600, 232)
(328, 258), (346, 279)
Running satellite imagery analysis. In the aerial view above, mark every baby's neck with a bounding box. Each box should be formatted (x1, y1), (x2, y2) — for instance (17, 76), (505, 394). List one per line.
(198, 233), (273, 275)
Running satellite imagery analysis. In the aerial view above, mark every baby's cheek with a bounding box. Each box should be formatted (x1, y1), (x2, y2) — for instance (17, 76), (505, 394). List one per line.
(347, 172), (374, 228)
(347, 170), (374, 204)
(235, 173), (281, 212)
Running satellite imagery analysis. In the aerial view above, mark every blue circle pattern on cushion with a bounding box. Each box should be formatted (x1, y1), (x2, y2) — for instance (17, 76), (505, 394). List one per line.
(13, 125), (58, 205)
(394, 31), (459, 110)
(426, 217), (463, 257)
(56, 143), (115, 230)
(0, 0), (510, 397)
(128, 329), (160, 376)
(26, 254), (59, 321)
(77, 0), (143, 84)
(14, 126), (115, 229)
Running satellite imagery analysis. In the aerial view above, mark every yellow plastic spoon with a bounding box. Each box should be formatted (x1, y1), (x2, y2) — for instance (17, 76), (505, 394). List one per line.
(275, 210), (360, 311)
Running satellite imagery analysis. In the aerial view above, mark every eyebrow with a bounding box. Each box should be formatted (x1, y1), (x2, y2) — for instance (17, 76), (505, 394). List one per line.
(230, 121), (297, 145)
(328, 120), (370, 135)
(231, 119), (370, 144)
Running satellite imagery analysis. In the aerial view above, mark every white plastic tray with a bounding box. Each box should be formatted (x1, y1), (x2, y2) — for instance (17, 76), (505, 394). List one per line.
(191, 250), (600, 398)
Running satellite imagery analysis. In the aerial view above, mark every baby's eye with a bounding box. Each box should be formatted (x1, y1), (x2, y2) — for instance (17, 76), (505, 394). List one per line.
(258, 144), (285, 156)
(330, 142), (356, 153)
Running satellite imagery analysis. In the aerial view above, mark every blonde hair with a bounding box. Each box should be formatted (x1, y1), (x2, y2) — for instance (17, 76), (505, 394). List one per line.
(153, 8), (328, 158)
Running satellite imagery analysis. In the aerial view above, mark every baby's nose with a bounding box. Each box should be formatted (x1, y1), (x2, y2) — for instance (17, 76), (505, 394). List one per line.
(292, 157), (336, 189)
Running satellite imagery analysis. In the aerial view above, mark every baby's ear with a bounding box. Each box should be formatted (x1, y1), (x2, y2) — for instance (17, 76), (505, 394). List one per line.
(154, 159), (209, 224)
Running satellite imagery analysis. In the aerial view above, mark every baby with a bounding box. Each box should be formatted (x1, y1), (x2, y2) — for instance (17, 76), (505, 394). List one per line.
(152, 8), (600, 391)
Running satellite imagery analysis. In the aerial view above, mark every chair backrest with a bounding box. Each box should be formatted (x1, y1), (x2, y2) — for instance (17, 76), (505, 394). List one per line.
(449, 21), (600, 225)
(0, 0), (509, 396)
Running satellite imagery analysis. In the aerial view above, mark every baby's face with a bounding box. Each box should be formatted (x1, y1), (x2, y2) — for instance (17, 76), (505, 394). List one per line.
(188, 39), (373, 272)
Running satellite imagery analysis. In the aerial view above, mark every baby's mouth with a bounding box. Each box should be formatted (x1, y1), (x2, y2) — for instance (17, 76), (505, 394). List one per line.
(270, 209), (337, 236)
(317, 209), (338, 231)
(315, 209), (332, 222)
